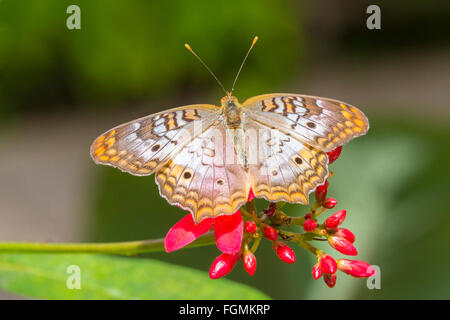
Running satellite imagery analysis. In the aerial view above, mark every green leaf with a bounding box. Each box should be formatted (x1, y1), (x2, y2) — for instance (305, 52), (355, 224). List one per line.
(0, 253), (270, 300)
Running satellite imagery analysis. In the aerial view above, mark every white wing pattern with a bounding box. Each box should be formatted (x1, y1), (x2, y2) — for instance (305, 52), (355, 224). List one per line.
(243, 94), (369, 152)
(245, 120), (329, 205)
(91, 94), (369, 223)
(91, 105), (220, 176)
(242, 93), (369, 204)
(155, 123), (250, 223)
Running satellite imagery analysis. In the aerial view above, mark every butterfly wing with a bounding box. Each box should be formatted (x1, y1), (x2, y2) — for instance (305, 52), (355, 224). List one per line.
(242, 93), (369, 204)
(245, 120), (328, 204)
(90, 105), (220, 176)
(155, 122), (250, 223)
(243, 93), (369, 152)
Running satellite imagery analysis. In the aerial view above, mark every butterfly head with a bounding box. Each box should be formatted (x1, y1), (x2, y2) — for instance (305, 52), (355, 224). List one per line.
(221, 94), (240, 107)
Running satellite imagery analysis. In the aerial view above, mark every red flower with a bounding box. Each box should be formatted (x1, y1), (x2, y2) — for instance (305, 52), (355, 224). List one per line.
(243, 250), (257, 276)
(214, 212), (245, 254)
(335, 228), (355, 243)
(320, 254), (337, 274)
(303, 219), (318, 232)
(315, 180), (329, 202)
(337, 259), (375, 278)
(262, 225), (278, 241)
(164, 190), (256, 254)
(324, 273), (337, 288)
(323, 197), (337, 209)
(247, 188), (256, 202)
(273, 241), (296, 264)
(164, 210), (243, 254)
(244, 221), (257, 234)
(209, 253), (240, 279)
(328, 236), (357, 256)
(325, 210), (346, 229)
(312, 263), (322, 279)
(319, 254), (338, 287)
(327, 146), (342, 164)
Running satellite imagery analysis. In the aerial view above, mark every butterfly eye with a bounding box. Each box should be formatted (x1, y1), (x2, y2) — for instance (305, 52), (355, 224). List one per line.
(151, 144), (161, 152)
(306, 122), (316, 129)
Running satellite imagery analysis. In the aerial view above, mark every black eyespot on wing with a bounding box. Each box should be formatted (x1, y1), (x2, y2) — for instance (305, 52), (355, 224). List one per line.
(151, 144), (161, 152)
(183, 172), (192, 179)
(306, 122), (316, 129)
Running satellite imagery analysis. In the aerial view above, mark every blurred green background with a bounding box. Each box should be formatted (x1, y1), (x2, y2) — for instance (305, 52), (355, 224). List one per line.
(0, 0), (449, 299)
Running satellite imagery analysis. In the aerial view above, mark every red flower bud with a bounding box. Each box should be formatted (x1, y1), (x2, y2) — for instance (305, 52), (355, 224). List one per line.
(262, 225), (278, 241)
(338, 259), (375, 278)
(243, 251), (257, 276)
(263, 202), (277, 217)
(247, 188), (255, 202)
(315, 180), (329, 202)
(312, 263), (322, 279)
(325, 210), (346, 229)
(336, 228), (355, 243)
(323, 197), (337, 209)
(304, 213), (312, 220)
(328, 236), (357, 256)
(324, 273), (337, 288)
(209, 253), (239, 279)
(273, 241), (296, 264)
(327, 146), (342, 164)
(244, 221), (257, 234)
(320, 254), (337, 274)
(303, 219), (318, 232)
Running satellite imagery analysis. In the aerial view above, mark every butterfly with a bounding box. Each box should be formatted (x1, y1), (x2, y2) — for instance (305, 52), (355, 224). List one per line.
(90, 37), (369, 223)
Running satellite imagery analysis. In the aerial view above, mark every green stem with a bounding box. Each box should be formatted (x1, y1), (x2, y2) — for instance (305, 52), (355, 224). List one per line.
(240, 207), (253, 220)
(312, 207), (327, 219)
(0, 232), (216, 256)
(250, 234), (262, 253)
(296, 239), (319, 256)
(246, 199), (257, 215)
(288, 216), (306, 226)
(278, 230), (319, 255)
(287, 202), (328, 226)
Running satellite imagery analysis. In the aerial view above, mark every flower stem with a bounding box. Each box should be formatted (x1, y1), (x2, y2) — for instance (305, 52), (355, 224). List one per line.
(296, 239), (319, 256)
(288, 216), (306, 226)
(246, 199), (257, 215)
(0, 232), (216, 256)
(287, 202), (328, 226)
(312, 207), (327, 219)
(250, 234), (262, 253)
(278, 230), (319, 255)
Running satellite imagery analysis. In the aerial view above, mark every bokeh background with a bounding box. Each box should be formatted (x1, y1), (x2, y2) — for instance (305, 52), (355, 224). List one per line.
(0, 0), (449, 299)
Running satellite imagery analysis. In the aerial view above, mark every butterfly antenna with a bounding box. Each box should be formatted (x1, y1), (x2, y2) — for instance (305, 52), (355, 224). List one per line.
(230, 36), (258, 96)
(185, 43), (228, 95)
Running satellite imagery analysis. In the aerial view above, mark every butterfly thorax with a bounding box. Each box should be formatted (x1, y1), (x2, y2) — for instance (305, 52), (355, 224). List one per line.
(219, 95), (249, 168)
(221, 95), (243, 129)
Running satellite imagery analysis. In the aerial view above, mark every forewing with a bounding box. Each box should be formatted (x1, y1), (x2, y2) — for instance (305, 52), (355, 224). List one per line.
(90, 105), (220, 176)
(243, 93), (369, 152)
(155, 122), (250, 223)
(246, 121), (328, 204)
